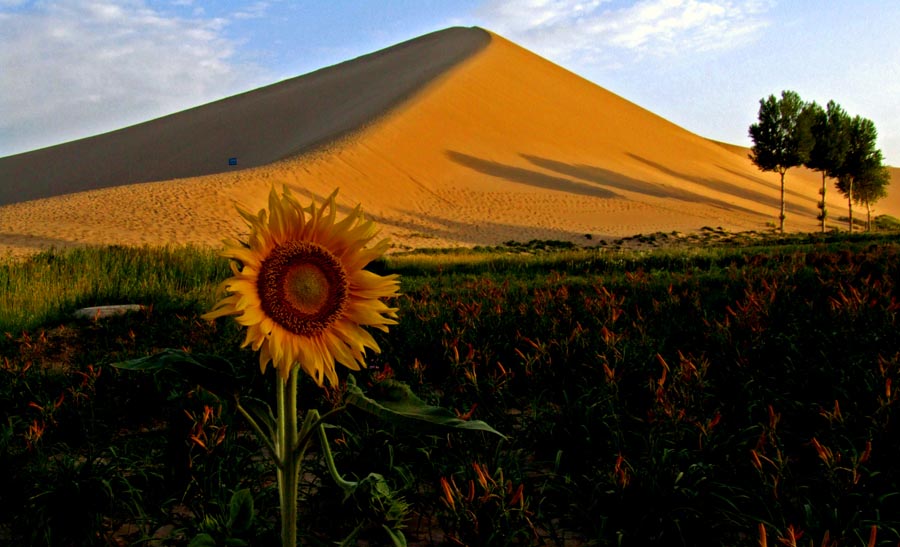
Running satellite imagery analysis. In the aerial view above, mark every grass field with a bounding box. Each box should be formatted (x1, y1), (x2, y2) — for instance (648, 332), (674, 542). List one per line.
(2, 232), (900, 546)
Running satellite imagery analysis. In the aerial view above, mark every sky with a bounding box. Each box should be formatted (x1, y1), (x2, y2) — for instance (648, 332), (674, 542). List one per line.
(2, 0), (899, 164)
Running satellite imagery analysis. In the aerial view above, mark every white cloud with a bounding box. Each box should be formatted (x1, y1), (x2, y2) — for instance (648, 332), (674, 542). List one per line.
(478, 0), (772, 65)
(0, 0), (266, 155)
(233, 1), (270, 20)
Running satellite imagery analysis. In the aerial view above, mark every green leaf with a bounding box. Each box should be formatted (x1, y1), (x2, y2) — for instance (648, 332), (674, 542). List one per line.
(337, 524), (364, 547)
(382, 525), (408, 547)
(113, 348), (225, 372)
(188, 533), (217, 547)
(227, 488), (254, 534)
(344, 375), (505, 438)
(112, 348), (242, 398)
(236, 396), (276, 439)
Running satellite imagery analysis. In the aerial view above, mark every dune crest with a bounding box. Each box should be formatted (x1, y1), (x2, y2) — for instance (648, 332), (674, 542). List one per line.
(1, 28), (897, 256)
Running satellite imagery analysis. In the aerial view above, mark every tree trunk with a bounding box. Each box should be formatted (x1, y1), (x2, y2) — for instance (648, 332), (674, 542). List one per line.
(866, 198), (872, 231)
(847, 178), (854, 233)
(820, 172), (827, 233)
(779, 170), (786, 233)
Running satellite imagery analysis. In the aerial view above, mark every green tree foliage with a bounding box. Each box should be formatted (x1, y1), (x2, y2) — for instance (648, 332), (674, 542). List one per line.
(804, 101), (850, 232)
(854, 164), (890, 231)
(835, 116), (886, 232)
(749, 90), (813, 232)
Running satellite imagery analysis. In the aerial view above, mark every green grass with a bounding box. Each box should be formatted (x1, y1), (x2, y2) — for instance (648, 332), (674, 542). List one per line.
(1, 232), (895, 332)
(0, 245), (228, 333)
(2, 232), (900, 545)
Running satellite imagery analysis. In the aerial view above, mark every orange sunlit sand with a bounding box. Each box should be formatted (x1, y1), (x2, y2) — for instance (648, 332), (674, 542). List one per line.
(1, 27), (897, 257)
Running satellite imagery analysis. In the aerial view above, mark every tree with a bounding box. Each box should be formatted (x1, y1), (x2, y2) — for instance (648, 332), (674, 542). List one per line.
(835, 116), (883, 233)
(804, 100), (850, 233)
(749, 90), (813, 232)
(853, 163), (890, 231)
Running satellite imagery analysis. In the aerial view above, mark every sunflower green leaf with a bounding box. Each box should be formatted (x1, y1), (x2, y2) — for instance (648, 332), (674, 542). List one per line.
(344, 375), (505, 438)
(112, 349), (243, 398)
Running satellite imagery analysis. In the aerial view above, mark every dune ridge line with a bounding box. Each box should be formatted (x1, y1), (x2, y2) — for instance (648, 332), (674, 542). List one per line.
(0, 27), (897, 257)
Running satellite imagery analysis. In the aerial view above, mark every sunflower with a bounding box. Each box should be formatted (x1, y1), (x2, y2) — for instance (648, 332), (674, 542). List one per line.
(204, 187), (400, 386)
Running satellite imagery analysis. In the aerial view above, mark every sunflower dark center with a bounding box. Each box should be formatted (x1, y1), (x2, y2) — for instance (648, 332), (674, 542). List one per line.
(257, 241), (349, 337)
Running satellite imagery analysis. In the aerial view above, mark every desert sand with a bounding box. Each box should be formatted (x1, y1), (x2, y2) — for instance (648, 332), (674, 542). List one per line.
(1, 27), (897, 258)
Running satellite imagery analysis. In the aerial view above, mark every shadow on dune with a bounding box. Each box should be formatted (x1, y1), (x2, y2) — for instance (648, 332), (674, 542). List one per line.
(625, 153), (818, 214)
(276, 183), (603, 246)
(386, 209), (602, 247)
(714, 163), (815, 199)
(522, 154), (705, 201)
(446, 150), (788, 219)
(445, 151), (621, 199)
(520, 154), (769, 218)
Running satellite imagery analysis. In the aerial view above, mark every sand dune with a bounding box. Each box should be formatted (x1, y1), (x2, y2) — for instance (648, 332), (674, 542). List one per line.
(1, 27), (897, 257)
(0, 27), (490, 206)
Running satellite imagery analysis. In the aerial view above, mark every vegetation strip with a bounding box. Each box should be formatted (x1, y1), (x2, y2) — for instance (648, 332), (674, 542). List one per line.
(2, 234), (899, 545)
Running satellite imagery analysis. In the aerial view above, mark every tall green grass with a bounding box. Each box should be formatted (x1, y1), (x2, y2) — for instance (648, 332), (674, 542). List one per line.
(382, 230), (899, 286)
(2, 233), (896, 333)
(0, 245), (228, 333)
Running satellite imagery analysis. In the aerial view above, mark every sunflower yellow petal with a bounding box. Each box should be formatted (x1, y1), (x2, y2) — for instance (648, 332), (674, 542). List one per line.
(315, 336), (339, 386)
(204, 187), (400, 385)
(333, 319), (381, 355)
(269, 328), (286, 369)
(323, 331), (360, 371)
(350, 271), (400, 298)
(258, 342), (272, 375)
(297, 337), (325, 386)
(345, 301), (399, 327)
(221, 246), (260, 269)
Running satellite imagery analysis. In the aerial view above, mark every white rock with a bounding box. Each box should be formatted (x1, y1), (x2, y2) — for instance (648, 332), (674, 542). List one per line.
(73, 304), (144, 319)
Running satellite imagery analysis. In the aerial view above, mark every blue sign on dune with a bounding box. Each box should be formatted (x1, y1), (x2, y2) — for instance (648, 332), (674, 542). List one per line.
(228, 157), (238, 166)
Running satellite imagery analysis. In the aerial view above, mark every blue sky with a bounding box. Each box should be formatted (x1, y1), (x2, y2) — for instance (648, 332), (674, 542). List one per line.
(2, 1), (899, 164)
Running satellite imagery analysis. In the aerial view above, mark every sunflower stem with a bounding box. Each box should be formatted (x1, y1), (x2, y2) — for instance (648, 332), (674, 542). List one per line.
(276, 372), (301, 546)
(295, 405), (347, 458)
(297, 408), (320, 453)
(317, 421), (358, 492)
(313, 404), (348, 427)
